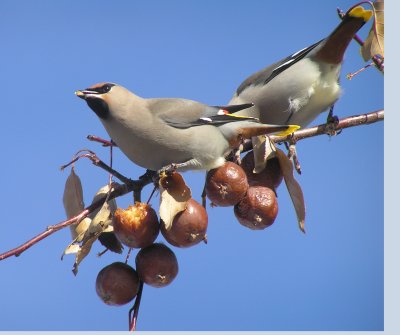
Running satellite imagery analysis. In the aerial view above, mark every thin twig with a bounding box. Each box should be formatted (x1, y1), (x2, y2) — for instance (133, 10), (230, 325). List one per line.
(62, 152), (134, 186)
(0, 173), (154, 261)
(87, 135), (116, 147)
(129, 281), (144, 331)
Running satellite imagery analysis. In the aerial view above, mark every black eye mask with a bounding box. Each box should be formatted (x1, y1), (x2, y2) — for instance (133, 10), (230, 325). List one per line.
(87, 83), (115, 94)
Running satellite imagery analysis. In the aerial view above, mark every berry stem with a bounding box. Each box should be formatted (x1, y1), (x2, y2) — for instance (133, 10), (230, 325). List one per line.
(129, 281), (144, 331)
(125, 248), (133, 264)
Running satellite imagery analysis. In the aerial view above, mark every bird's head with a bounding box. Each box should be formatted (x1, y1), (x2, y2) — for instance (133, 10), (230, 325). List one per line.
(76, 82), (135, 120)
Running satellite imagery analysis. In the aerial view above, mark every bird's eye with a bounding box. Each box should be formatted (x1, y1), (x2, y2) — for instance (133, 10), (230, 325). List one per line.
(103, 85), (111, 93)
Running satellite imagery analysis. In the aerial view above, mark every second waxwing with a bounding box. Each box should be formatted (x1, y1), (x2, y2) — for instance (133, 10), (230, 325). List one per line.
(76, 83), (298, 172)
(229, 5), (374, 127)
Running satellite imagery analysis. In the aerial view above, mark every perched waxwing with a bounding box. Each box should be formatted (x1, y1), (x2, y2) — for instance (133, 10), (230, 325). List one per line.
(76, 83), (298, 172)
(229, 5), (373, 127)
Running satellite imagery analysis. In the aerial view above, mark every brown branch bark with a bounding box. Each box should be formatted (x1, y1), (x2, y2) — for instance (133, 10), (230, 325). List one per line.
(270, 109), (384, 144)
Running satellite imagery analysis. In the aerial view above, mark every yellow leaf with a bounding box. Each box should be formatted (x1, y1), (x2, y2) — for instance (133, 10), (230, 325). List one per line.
(361, 0), (384, 61)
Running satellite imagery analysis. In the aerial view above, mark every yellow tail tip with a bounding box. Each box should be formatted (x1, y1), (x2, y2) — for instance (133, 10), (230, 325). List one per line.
(348, 6), (373, 22)
(276, 125), (300, 137)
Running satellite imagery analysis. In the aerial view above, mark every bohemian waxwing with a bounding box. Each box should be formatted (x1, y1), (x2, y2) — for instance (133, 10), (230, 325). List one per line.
(76, 83), (298, 172)
(229, 5), (373, 127)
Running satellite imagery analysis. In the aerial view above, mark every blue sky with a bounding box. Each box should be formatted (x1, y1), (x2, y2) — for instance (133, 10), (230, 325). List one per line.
(0, 0), (384, 331)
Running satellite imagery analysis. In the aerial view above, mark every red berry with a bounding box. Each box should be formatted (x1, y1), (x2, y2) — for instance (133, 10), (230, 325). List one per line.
(161, 198), (208, 248)
(234, 186), (278, 230)
(95, 262), (140, 306)
(136, 243), (178, 288)
(205, 162), (249, 206)
(113, 203), (159, 249)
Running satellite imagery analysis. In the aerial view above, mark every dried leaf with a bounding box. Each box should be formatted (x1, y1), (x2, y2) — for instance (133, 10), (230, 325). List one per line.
(62, 184), (119, 273)
(159, 172), (192, 230)
(62, 244), (81, 255)
(88, 184), (118, 220)
(60, 217), (91, 260)
(251, 135), (277, 173)
(72, 234), (98, 275)
(62, 168), (84, 239)
(361, 0), (384, 61)
(71, 202), (112, 275)
(74, 217), (92, 240)
(98, 231), (123, 254)
(87, 201), (113, 234)
(275, 148), (306, 233)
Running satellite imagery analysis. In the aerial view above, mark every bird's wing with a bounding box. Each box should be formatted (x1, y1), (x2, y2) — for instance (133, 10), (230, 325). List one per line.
(236, 39), (323, 96)
(147, 98), (257, 129)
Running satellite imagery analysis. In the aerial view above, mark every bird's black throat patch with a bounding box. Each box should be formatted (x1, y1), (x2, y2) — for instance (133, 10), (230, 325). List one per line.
(86, 98), (109, 120)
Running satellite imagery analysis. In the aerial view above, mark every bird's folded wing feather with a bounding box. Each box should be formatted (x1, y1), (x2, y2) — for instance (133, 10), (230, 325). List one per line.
(147, 98), (257, 129)
(236, 39), (323, 95)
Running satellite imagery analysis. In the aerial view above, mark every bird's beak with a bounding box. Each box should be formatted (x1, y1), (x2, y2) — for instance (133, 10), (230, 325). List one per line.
(75, 90), (86, 99)
(75, 89), (99, 100)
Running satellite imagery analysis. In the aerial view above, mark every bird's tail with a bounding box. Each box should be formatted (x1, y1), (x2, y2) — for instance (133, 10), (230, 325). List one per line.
(236, 123), (300, 139)
(220, 119), (299, 148)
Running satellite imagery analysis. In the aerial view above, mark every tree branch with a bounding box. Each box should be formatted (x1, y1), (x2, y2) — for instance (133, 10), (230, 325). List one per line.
(0, 110), (383, 261)
(0, 171), (154, 261)
(270, 109), (384, 144)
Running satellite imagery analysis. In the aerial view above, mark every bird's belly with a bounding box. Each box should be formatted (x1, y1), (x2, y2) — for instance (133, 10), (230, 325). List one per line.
(286, 79), (342, 126)
(232, 60), (341, 127)
(101, 120), (228, 171)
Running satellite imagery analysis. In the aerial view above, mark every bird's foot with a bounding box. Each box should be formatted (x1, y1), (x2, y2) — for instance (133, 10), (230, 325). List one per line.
(158, 163), (178, 177)
(325, 106), (342, 136)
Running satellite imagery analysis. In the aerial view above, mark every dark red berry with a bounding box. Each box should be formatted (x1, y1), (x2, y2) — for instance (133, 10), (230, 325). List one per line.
(95, 262), (140, 306)
(161, 198), (208, 248)
(205, 162), (249, 206)
(135, 243), (178, 288)
(234, 186), (278, 230)
(113, 203), (159, 249)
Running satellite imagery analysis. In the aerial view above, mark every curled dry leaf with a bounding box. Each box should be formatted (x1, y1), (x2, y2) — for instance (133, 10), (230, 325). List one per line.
(62, 217), (91, 257)
(72, 200), (113, 275)
(361, 0), (384, 61)
(89, 184), (118, 220)
(275, 148), (306, 233)
(62, 167), (84, 239)
(159, 171), (192, 231)
(62, 184), (122, 274)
